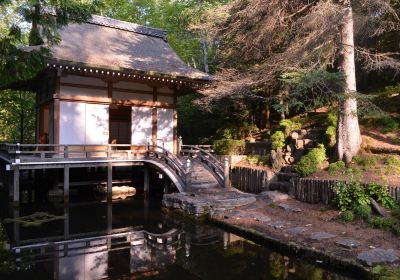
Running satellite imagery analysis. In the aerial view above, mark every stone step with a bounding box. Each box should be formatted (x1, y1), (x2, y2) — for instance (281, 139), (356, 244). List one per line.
(269, 181), (293, 194)
(277, 172), (299, 182)
(191, 182), (220, 189)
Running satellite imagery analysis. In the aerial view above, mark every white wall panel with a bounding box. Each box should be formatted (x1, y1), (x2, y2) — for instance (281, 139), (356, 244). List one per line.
(131, 107), (152, 146)
(60, 101), (86, 144)
(157, 108), (174, 152)
(113, 91), (152, 101)
(60, 85), (107, 98)
(61, 75), (106, 86)
(114, 81), (153, 91)
(85, 104), (109, 144)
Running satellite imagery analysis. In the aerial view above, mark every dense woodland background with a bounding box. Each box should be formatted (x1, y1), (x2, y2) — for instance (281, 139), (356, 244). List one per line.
(0, 0), (399, 148)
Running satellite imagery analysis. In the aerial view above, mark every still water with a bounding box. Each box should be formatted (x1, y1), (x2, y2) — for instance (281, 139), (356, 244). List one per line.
(1, 191), (357, 280)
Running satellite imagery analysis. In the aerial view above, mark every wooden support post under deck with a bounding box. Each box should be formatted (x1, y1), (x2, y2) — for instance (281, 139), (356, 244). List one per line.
(224, 157), (231, 189)
(63, 165), (70, 204)
(107, 162), (112, 201)
(143, 166), (149, 198)
(13, 167), (20, 205)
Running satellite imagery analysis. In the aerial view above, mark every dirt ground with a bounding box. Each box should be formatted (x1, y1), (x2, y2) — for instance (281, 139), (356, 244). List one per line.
(218, 195), (400, 265)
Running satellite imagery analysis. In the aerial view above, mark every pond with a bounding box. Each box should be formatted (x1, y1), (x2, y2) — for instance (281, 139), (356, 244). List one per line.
(0, 190), (358, 280)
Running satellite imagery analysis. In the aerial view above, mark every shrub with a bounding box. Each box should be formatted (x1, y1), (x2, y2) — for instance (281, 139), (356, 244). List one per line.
(279, 119), (301, 136)
(295, 144), (327, 177)
(246, 155), (269, 166)
(328, 161), (345, 175)
(325, 125), (336, 147)
(385, 155), (400, 167)
(354, 204), (372, 220)
(327, 112), (338, 127)
(332, 181), (370, 211)
(213, 139), (245, 155)
(379, 116), (399, 133)
(341, 210), (354, 222)
(353, 155), (379, 167)
(271, 131), (285, 150)
(367, 183), (396, 209)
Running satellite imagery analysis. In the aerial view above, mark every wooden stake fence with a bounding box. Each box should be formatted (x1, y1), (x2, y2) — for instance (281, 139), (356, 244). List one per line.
(231, 167), (269, 194)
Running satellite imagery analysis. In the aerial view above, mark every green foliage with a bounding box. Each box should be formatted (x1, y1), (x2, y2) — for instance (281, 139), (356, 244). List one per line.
(369, 216), (400, 236)
(365, 116), (400, 133)
(353, 155), (380, 169)
(385, 155), (400, 167)
(333, 181), (396, 211)
(340, 210), (354, 222)
(246, 155), (269, 166)
(328, 161), (345, 175)
(213, 139), (245, 155)
(271, 130), (285, 150)
(0, 90), (35, 143)
(327, 112), (338, 127)
(367, 183), (396, 209)
(279, 119), (301, 136)
(0, 0), (101, 86)
(294, 144), (326, 177)
(354, 204), (372, 220)
(333, 181), (370, 211)
(325, 126), (336, 148)
(279, 70), (344, 112)
(372, 265), (400, 280)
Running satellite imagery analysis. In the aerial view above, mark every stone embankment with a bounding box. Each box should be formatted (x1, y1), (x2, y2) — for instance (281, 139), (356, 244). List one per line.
(163, 189), (400, 278)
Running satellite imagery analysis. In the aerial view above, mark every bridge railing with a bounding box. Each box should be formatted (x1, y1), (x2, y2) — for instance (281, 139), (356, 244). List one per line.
(0, 143), (190, 191)
(180, 145), (226, 187)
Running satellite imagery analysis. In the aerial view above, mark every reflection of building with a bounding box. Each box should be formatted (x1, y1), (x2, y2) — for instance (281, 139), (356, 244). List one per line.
(14, 227), (181, 279)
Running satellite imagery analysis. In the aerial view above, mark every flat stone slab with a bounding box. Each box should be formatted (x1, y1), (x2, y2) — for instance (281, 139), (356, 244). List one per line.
(259, 191), (288, 203)
(310, 232), (336, 241)
(336, 239), (361, 249)
(234, 212), (271, 223)
(240, 203), (263, 211)
(163, 192), (256, 216)
(278, 203), (302, 213)
(269, 221), (286, 229)
(357, 249), (399, 266)
(287, 227), (308, 235)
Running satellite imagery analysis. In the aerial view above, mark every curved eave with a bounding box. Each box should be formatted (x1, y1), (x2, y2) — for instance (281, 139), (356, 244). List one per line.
(47, 59), (213, 87)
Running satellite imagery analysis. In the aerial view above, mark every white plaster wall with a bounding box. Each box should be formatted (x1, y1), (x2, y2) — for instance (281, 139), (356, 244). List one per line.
(157, 108), (174, 152)
(60, 85), (107, 98)
(60, 101), (109, 145)
(60, 102), (86, 144)
(59, 248), (108, 280)
(85, 103), (109, 144)
(113, 91), (153, 101)
(131, 107), (152, 146)
(114, 81), (153, 91)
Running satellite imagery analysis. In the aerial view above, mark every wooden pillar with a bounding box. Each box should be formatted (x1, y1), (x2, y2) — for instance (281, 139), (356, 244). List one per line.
(63, 165), (69, 204)
(13, 167), (20, 205)
(13, 207), (20, 245)
(185, 159), (192, 192)
(63, 206), (69, 239)
(53, 74), (61, 144)
(107, 162), (112, 201)
(152, 87), (158, 147)
(224, 157), (231, 189)
(144, 198), (149, 223)
(173, 94), (178, 154)
(107, 202), (112, 234)
(143, 166), (149, 198)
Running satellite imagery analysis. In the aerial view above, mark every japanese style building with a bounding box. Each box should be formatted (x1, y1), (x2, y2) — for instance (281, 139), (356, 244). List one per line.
(0, 15), (227, 205)
(36, 15), (211, 153)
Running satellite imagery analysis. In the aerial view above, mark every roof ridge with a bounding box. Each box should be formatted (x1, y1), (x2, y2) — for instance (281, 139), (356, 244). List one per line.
(42, 7), (167, 40)
(89, 15), (167, 40)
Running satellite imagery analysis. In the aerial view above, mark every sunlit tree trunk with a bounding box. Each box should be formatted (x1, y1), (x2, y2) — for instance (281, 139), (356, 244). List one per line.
(336, 2), (361, 163)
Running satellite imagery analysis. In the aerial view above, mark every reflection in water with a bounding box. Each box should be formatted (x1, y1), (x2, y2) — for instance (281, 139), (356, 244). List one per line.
(1, 196), (356, 280)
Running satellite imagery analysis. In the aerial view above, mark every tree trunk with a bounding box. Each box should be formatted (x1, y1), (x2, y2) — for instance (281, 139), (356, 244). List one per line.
(201, 38), (209, 73)
(336, 3), (361, 163)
